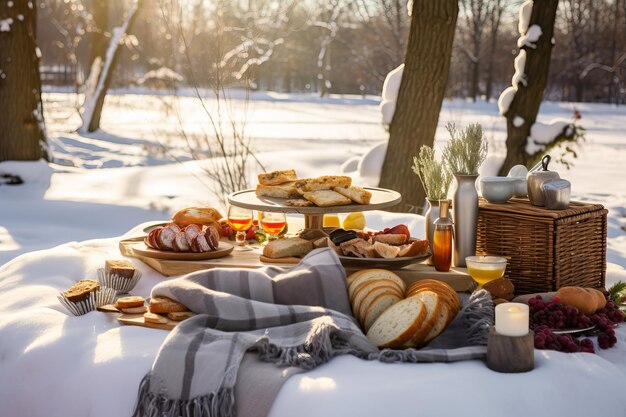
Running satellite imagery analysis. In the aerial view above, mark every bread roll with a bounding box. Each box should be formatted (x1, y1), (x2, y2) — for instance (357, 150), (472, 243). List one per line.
(171, 207), (223, 227)
(555, 286), (599, 315)
(482, 278), (515, 301)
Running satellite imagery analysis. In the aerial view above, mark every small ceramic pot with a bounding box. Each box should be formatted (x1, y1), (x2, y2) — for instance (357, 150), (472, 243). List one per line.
(480, 177), (516, 204)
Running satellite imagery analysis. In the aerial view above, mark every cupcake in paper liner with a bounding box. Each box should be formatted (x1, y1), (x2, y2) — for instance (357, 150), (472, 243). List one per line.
(94, 287), (117, 307)
(97, 268), (143, 293)
(58, 291), (97, 316)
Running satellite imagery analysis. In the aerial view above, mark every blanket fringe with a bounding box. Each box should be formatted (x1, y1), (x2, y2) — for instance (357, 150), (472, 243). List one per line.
(462, 289), (494, 346)
(132, 374), (235, 417)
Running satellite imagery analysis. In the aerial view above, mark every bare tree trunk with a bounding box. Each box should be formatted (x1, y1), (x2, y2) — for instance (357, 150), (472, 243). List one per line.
(82, 0), (143, 133)
(379, 0), (459, 212)
(498, 0), (559, 175)
(0, 0), (46, 161)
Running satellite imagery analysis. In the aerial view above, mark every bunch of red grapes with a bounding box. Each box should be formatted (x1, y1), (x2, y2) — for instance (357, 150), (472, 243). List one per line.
(528, 295), (624, 354)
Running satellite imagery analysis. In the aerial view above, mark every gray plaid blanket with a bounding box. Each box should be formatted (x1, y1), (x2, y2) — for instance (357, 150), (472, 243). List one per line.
(132, 248), (490, 417)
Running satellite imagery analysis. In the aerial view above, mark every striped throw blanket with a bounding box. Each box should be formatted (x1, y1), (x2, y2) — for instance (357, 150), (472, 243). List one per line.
(132, 248), (490, 417)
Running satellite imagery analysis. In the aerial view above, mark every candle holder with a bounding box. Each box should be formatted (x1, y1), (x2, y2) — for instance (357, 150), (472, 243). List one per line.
(486, 326), (534, 373)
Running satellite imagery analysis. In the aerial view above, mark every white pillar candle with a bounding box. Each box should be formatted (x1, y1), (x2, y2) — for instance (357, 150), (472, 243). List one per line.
(495, 302), (529, 337)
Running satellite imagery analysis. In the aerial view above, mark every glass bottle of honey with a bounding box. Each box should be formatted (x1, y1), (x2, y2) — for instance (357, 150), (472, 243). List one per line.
(433, 199), (453, 272)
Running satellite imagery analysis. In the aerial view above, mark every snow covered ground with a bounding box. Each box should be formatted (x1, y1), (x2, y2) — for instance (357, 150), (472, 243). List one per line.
(2, 89), (625, 272)
(1, 90), (626, 417)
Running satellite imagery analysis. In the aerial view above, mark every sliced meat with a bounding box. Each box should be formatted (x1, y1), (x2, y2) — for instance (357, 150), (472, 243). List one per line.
(146, 228), (161, 249)
(184, 224), (201, 247)
(158, 225), (177, 250)
(173, 231), (190, 252)
(167, 223), (181, 234)
(194, 232), (212, 252)
(205, 225), (220, 251)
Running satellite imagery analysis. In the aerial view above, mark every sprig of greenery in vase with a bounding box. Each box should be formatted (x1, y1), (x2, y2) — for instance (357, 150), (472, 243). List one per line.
(442, 123), (487, 175)
(412, 146), (452, 200)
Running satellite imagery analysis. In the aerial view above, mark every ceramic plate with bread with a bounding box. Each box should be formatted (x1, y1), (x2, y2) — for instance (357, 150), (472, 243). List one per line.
(255, 169), (374, 208)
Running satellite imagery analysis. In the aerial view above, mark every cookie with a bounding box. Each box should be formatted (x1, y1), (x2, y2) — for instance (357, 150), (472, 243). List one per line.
(63, 280), (100, 303)
(149, 296), (187, 314)
(116, 296), (145, 309)
(143, 312), (168, 324)
(120, 306), (147, 314)
(167, 311), (196, 321)
(105, 260), (135, 279)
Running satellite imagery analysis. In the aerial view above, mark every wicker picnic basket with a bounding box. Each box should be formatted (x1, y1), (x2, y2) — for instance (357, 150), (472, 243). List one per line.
(476, 198), (607, 295)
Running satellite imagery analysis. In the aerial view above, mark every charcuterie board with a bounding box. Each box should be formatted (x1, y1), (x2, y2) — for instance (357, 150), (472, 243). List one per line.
(119, 236), (474, 291)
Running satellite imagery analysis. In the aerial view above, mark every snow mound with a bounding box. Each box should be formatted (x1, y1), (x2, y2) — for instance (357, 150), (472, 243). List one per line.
(0, 159), (52, 184)
(512, 50), (527, 90)
(379, 100), (396, 125)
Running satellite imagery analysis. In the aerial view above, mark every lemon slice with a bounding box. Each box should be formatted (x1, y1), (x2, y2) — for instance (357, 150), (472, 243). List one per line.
(323, 214), (341, 228)
(342, 212), (366, 230)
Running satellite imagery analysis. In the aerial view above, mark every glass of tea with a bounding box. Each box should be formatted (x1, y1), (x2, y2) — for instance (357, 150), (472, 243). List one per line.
(259, 211), (286, 243)
(227, 206), (254, 251)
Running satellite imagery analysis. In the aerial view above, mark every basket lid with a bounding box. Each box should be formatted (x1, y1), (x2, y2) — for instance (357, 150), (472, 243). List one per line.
(478, 197), (605, 220)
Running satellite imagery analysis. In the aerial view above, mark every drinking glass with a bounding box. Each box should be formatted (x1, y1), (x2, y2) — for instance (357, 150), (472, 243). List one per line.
(259, 211), (286, 243)
(465, 256), (507, 287)
(227, 206), (254, 251)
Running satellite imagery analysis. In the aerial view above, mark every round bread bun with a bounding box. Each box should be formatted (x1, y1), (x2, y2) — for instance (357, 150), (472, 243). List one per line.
(556, 286), (598, 315)
(172, 207), (223, 227)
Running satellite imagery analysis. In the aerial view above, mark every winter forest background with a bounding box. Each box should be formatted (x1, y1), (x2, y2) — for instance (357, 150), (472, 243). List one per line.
(38, 0), (625, 104)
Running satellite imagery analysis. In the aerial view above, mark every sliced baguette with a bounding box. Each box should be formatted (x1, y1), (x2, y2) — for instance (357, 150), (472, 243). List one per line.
(347, 269), (406, 299)
(351, 282), (402, 318)
(349, 277), (404, 303)
(302, 190), (352, 207)
(333, 186), (372, 205)
(423, 304), (450, 344)
(366, 297), (426, 348)
(262, 237), (313, 259)
(255, 182), (300, 199)
(257, 169), (297, 186)
(357, 287), (403, 325)
(363, 293), (402, 332)
(404, 291), (441, 347)
(407, 279), (461, 312)
(372, 241), (401, 258)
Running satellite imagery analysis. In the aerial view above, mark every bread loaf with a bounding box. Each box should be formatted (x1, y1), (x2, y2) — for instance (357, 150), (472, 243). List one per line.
(404, 291), (440, 347)
(262, 237), (313, 259)
(363, 294), (402, 332)
(555, 286), (604, 315)
(347, 269), (406, 299)
(366, 297), (426, 348)
(171, 207), (223, 227)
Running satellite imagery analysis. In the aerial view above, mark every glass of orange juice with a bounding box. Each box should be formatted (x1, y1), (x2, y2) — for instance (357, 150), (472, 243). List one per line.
(465, 256), (507, 286)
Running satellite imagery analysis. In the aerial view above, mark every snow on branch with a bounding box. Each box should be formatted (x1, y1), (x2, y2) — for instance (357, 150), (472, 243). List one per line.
(517, 24), (542, 49)
(498, 86), (516, 115)
(0, 18), (14, 32)
(518, 0), (533, 35)
(233, 38), (284, 80)
(512, 50), (527, 89)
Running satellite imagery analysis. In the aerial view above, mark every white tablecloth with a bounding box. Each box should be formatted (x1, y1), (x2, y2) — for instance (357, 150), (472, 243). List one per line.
(1, 221), (625, 417)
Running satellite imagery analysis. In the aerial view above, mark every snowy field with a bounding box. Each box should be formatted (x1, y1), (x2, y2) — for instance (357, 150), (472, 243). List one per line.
(1, 89), (625, 271)
(1, 90), (626, 417)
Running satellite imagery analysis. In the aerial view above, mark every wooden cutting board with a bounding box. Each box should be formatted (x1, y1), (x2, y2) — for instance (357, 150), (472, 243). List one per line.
(98, 304), (179, 331)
